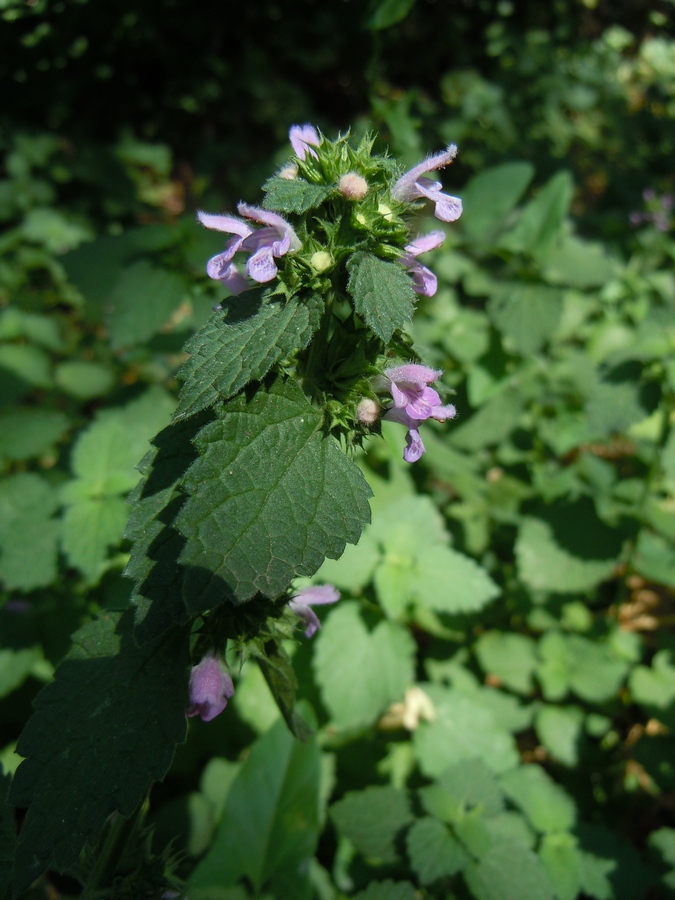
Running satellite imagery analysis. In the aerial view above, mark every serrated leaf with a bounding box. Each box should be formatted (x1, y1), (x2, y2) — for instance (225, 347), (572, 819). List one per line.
(108, 260), (188, 349)
(0, 473), (60, 591)
(174, 291), (323, 420)
(464, 841), (556, 900)
(125, 411), (212, 643)
(476, 632), (538, 695)
(419, 759), (505, 822)
(190, 718), (321, 897)
(516, 499), (622, 593)
(61, 495), (130, 581)
(413, 686), (519, 777)
(10, 611), (189, 893)
(500, 765), (576, 834)
(499, 171), (574, 260)
(488, 285), (563, 355)
(352, 881), (417, 900)
(412, 545), (500, 614)
(262, 176), (331, 214)
(330, 785), (413, 863)
(0, 409), (69, 462)
(177, 379), (372, 609)
(313, 601), (415, 730)
(347, 251), (416, 342)
(406, 816), (467, 883)
(460, 162), (535, 241)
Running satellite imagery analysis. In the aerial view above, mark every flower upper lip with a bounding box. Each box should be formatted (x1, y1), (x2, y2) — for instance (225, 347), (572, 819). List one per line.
(392, 146), (463, 223)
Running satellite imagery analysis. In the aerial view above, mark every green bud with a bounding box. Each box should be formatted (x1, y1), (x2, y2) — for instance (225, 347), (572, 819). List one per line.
(310, 250), (334, 273)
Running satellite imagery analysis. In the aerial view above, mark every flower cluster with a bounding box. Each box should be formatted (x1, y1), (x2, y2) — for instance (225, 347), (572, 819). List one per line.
(380, 364), (456, 463)
(630, 188), (673, 233)
(198, 203), (301, 295)
(186, 654), (234, 722)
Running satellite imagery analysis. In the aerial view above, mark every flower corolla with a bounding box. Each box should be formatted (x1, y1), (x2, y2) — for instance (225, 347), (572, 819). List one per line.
(381, 364), (456, 463)
(401, 230), (445, 297)
(288, 584), (340, 638)
(186, 654), (234, 722)
(289, 123), (321, 161)
(392, 145), (462, 223)
(198, 203), (301, 295)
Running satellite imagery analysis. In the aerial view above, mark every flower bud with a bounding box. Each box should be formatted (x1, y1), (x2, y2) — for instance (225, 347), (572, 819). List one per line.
(310, 250), (333, 273)
(339, 172), (369, 200)
(356, 397), (381, 424)
(278, 163), (298, 180)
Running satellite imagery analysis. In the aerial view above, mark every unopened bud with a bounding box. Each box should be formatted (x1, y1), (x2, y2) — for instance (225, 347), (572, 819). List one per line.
(339, 172), (369, 201)
(378, 203), (395, 221)
(278, 164), (298, 180)
(356, 397), (381, 424)
(311, 250), (333, 273)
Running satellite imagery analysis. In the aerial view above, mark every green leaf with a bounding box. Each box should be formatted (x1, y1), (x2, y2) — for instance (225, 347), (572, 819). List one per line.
(313, 602), (415, 730)
(499, 171), (574, 260)
(630, 650), (675, 729)
(107, 260), (188, 349)
(0, 409), (69, 462)
(413, 686), (519, 777)
(262, 176), (331, 214)
(459, 162), (535, 241)
(577, 823), (656, 900)
(257, 642), (312, 741)
(367, 0), (417, 30)
(54, 360), (115, 399)
(347, 251), (416, 342)
(125, 411), (211, 643)
(450, 389), (523, 451)
(500, 765), (576, 833)
(352, 881), (417, 900)
(412, 545), (500, 614)
(534, 705), (585, 766)
(10, 611), (189, 893)
(174, 291), (323, 420)
(60, 495), (130, 581)
(406, 817), (467, 883)
(475, 632), (538, 695)
(536, 632), (628, 704)
(539, 832), (582, 900)
(488, 285), (563, 355)
(330, 785), (413, 863)
(0, 343), (52, 390)
(0, 766), (16, 900)
(464, 841), (555, 900)
(0, 647), (43, 698)
(190, 719), (321, 897)
(516, 499), (622, 593)
(541, 236), (619, 288)
(0, 473), (60, 591)
(177, 379), (372, 609)
(419, 759), (505, 822)
(633, 530), (675, 589)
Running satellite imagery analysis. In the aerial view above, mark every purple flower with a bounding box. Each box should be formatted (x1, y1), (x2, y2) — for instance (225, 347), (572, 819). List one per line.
(381, 364), (456, 463)
(401, 230), (445, 296)
(392, 146), (462, 223)
(186, 654), (234, 722)
(289, 123), (321, 161)
(288, 584), (340, 638)
(198, 204), (301, 294)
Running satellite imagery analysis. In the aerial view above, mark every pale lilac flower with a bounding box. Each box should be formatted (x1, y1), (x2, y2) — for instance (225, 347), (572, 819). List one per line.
(391, 146), (462, 223)
(186, 654), (234, 722)
(381, 364), (456, 463)
(288, 584), (340, 638)
(289, 123), (321, 161)
(198, 204), (301, 293)
(401, 230), (445, 296)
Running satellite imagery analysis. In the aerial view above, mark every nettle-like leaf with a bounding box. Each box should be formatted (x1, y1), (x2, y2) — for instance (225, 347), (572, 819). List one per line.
(262, 176), (331, 214)
(10, 610), (190, 894)
(125, 411), (213, 643)
(330, 785), (414, 863)
(174, 289), (324, 421)
(0, 473), (60, 591)
(177, 379), (372, 609)
(347, 251), (416, 342)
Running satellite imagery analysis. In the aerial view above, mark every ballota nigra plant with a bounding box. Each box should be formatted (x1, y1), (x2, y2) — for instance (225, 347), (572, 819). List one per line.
(7, 124), (462, 893)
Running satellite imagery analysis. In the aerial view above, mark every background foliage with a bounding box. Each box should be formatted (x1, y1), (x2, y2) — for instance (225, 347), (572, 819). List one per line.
(2, 0), (675, 897)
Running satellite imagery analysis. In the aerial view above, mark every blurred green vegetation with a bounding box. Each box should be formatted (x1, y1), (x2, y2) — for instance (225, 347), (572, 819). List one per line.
(1, 0), (675, 897)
